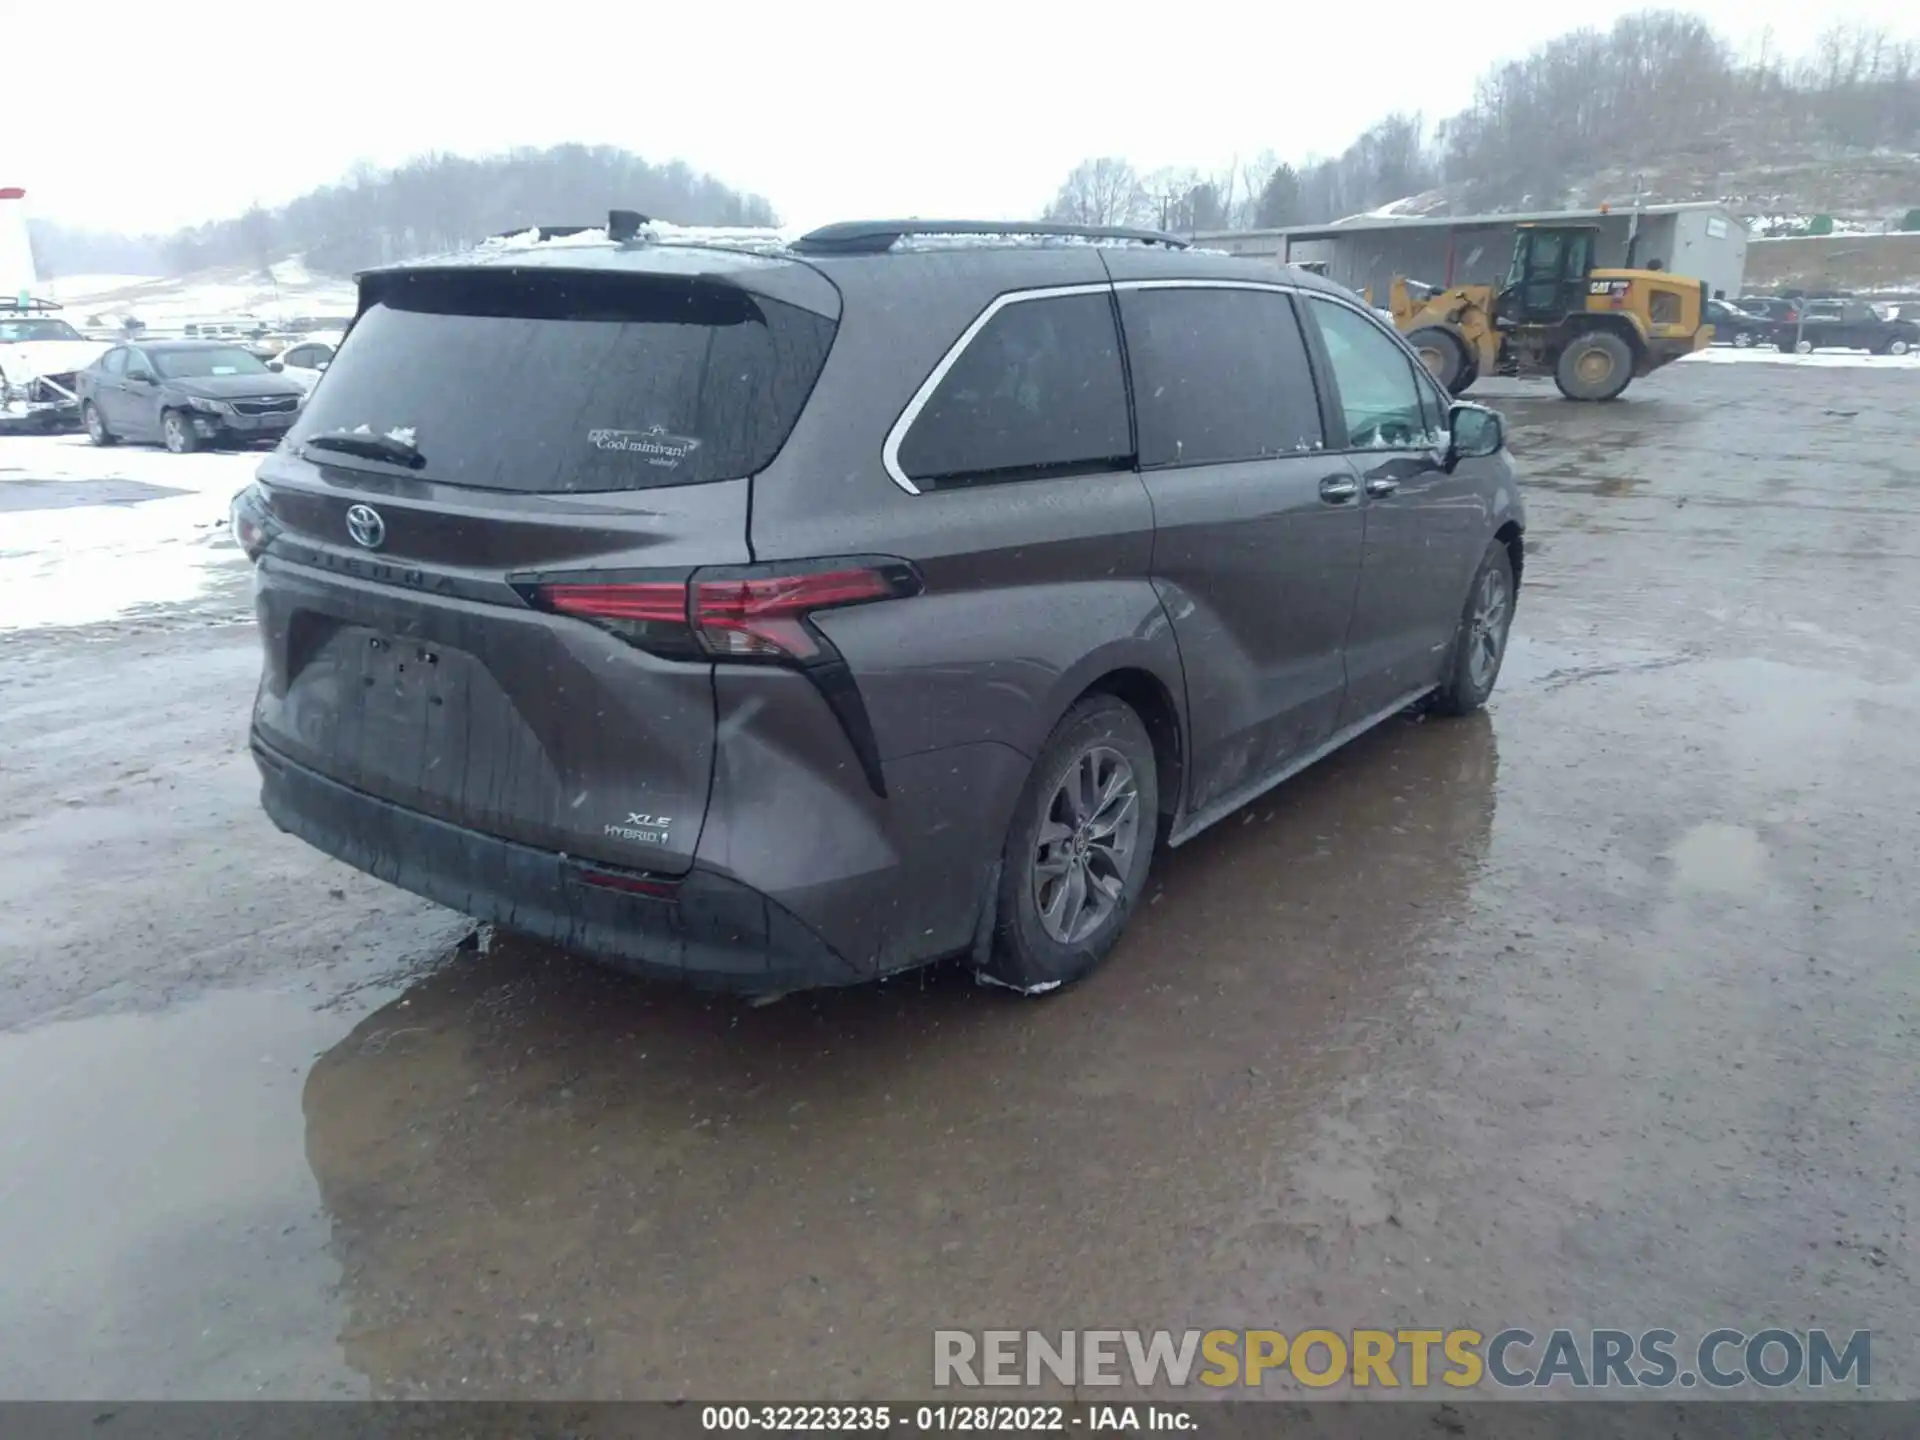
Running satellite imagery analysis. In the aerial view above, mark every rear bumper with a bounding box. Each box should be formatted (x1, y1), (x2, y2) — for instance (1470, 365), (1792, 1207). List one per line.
(253, 735), (864, 991)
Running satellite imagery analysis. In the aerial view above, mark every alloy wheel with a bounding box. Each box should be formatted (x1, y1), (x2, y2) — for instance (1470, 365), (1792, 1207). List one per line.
(1032, 746), (1140, 945)
(1467, 568), (1510, 691)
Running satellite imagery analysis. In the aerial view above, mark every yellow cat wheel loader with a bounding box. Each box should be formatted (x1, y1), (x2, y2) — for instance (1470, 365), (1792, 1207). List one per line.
(1386, 223), (1713, 401)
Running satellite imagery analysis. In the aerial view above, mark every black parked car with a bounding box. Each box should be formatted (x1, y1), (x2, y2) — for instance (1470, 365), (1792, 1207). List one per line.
(1736, 297), (1801, 325)
(235, 216), (1524, 995)
(1706, 298), (1775, 348)
(1777, 299), (1918, 355)
(77, 340), (308, 452)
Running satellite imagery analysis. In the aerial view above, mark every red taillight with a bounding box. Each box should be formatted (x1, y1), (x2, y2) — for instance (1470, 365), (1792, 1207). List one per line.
(692, 569), (895, 660)
(229, 484), (278, 563)
(540, 581), (687, 624)
(523, 560), (918, 665)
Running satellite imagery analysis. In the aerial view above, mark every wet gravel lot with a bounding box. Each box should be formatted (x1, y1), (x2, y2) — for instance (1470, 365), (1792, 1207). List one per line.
(1, 360), (1915, 1400)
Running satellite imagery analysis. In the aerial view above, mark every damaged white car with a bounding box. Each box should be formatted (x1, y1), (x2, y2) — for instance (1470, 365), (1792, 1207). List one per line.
(1, 302), (110, 433)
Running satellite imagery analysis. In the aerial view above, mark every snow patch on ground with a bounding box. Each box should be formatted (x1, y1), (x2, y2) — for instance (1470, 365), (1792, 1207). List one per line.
(1681, 348), (1920, 368)
(0, 436), (260, 633)
(45, 267), (357, 332)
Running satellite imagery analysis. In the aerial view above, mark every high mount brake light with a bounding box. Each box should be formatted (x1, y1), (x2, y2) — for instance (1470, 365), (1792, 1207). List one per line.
(522, 562), (920, 665)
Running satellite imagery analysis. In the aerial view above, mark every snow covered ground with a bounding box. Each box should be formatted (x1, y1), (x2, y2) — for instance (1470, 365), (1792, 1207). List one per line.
(0, 435), (259, 633)
(44, 260), (356, 332)
(1681, 346), (1920, 368)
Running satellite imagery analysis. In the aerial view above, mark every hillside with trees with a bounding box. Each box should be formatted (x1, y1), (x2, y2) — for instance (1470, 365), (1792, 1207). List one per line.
(29, 144), (777, 281)
(1044, 13), (1920, 233)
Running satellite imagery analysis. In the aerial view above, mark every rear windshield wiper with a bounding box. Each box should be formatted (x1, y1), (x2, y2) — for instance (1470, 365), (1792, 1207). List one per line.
(303, 429), (426, 470)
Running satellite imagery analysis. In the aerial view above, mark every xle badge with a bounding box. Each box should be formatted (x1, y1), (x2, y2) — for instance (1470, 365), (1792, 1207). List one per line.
(605, 812), (672, 845)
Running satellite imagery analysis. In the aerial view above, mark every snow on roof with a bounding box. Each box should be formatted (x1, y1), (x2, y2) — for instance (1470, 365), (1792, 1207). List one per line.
(888, 232), (1174, 252)
(479, 220), (803, 257)
(473, 221), (1187, 261)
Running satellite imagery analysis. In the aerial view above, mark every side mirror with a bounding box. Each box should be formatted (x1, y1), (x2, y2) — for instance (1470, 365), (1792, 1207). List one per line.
(266, 359), (284, 372)
(314, 360), (329, 372)
(1448, 402), (1504, 464)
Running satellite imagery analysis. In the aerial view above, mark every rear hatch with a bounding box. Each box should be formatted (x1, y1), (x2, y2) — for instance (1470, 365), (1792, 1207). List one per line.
(249, 258), (839, 875)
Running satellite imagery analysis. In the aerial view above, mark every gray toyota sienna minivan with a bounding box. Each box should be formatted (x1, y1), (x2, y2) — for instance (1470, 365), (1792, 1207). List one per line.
(237, 216), (1524, 994)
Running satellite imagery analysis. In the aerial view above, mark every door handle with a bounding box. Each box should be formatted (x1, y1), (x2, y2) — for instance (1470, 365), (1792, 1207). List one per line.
(1318, 474), (1359, 504)
(1365, 476), (1401, 498)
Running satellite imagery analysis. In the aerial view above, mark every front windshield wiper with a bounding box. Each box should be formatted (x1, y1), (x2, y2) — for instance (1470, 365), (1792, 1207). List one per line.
(303, 430), (426, 470)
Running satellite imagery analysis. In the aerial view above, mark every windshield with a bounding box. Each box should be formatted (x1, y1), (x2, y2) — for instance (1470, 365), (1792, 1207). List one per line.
(287, 269), (836, 492)
(151, 346), (272, 379)
(0, 317), (84, 342)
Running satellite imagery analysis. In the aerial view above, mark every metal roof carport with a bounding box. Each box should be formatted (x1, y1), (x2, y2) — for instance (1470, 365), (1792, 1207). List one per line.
(1199, 203), (1749, 303)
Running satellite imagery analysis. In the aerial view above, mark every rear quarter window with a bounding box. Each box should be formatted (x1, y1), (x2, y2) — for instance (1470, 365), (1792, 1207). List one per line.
(287, 269), (836, 493)
(895, 291), (1131, 489)
(1118, 287), (1323, 467)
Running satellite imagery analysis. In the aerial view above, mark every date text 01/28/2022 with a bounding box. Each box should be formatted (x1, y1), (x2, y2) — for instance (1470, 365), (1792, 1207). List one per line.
(699, 1404), (1193, 1431)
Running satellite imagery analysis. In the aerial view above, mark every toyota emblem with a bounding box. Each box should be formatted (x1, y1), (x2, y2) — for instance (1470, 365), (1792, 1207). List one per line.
(345, 504), (386, 550)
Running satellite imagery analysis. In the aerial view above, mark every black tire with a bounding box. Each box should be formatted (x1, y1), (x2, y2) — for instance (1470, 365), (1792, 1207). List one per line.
(83, 402), (118, 446)
(1731, 330), (1755, 349)
(1431, 540), (1516, 717)
(982, 694), (1159, 994)
(161, 408), (199, 454)
(1553, 330), (1634, 401)
(1887, 337), (1912, 357)
(1458, 360), (1480, 391)
(1406, 327), (1471, 394)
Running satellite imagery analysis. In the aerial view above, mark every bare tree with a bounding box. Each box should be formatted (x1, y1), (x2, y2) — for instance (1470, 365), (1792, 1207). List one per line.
(1139, 167), (1204, 230)
(138, 145), (780, 278)
(1044, 158), (1148, 228)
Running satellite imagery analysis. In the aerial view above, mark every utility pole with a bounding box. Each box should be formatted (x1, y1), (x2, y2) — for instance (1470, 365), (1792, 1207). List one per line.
(1624, 176), (1644, 269)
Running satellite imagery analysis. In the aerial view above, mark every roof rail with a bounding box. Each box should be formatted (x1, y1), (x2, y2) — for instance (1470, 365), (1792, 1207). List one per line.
(0, 295), (63, 314)
(790, 219), (1189, 255)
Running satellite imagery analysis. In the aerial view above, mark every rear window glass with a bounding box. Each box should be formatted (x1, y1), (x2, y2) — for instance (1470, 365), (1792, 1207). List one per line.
(287, 270), (836, 492)
(154, 346), (270, 379)
(1119, 287), (1323, 467)
(897, 292), (1131, 487)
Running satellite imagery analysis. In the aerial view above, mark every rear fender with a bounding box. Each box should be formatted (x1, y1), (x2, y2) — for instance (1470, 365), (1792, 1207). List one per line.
(1032, 630), (1191, 815)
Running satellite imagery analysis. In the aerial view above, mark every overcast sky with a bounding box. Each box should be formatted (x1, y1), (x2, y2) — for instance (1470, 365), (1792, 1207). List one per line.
(15, 0), (1917, 236)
